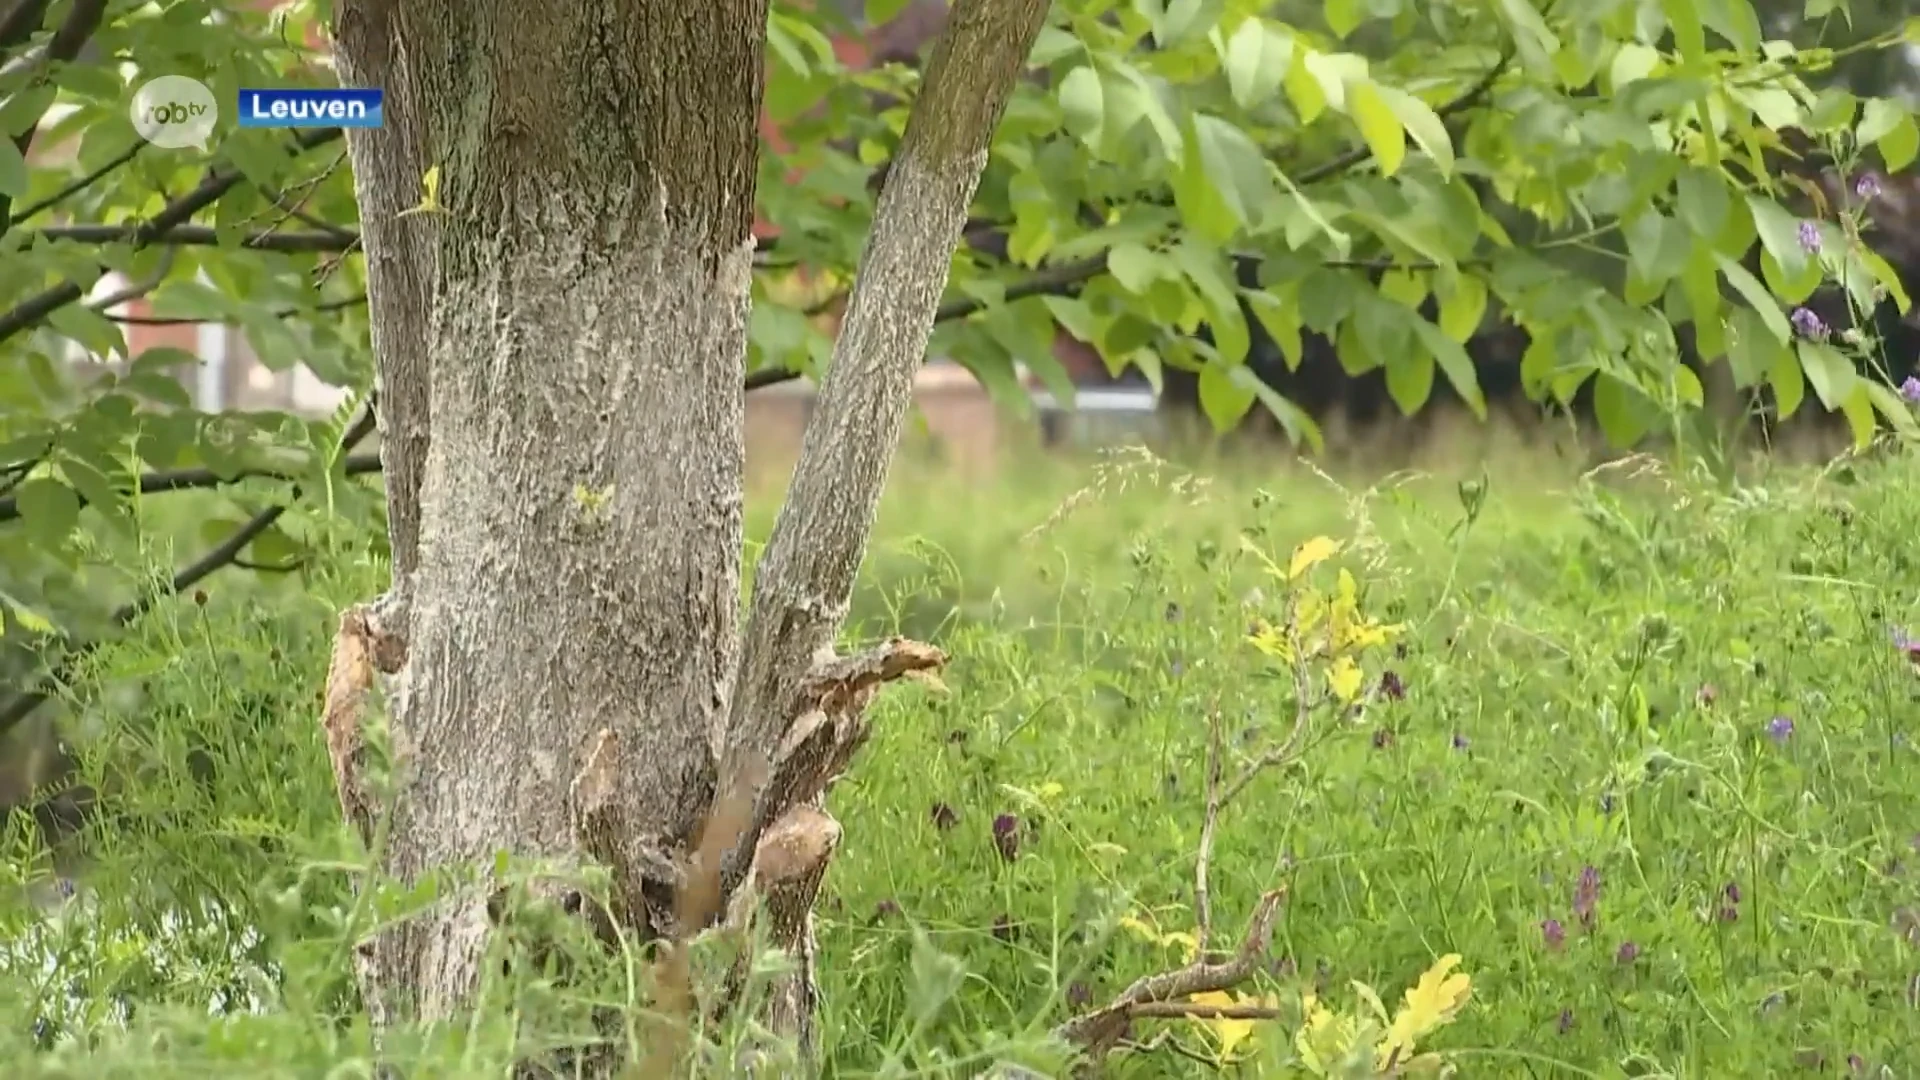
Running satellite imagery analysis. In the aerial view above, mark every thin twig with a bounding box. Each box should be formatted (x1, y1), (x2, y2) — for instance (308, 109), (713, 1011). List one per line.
(7, 142), (146, 225)
(30, 224), (358, 252)
(1193, 705), (1224, 955)
(0, 450), (383, 523)
(106, 293), (367, 326)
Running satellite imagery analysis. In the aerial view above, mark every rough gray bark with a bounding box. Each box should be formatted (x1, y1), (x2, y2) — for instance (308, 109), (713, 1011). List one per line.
(331, 2), (433, 588)
(324, 0), (1049, 1070)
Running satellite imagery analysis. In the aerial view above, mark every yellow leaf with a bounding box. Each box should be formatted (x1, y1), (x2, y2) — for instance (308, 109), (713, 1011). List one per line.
(1288, 536), (1342, 580)
(1328, 655), (1363, 701)
(1188, 991), (1257, 1060)
(396, 164), (445, 218)
(1036, 781), (1065, 801)
(1295, 997), (1358, 1074)
(1346, 79), (1406, 176)
(1381, 954), (1472, 1066)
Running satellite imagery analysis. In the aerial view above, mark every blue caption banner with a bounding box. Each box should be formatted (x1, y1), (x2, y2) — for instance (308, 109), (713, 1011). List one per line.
(237, 88), (383, 128)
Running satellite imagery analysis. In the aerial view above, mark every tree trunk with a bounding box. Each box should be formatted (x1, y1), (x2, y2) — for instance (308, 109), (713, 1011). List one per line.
(324, 0), (1049, 1070)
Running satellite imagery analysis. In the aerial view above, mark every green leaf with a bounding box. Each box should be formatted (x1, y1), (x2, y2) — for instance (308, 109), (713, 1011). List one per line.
(1324, 0), (1363, 38)
(1058, 66), (1104, 143)
(1410, 318), (1486, 418)
(1841, 383), (1876, 448)
(1229, 364), (1322, 450)
(14, 478), (81, 548)
(1674, 167), (1728, 238)
(1623, 211), (1689, 285)
(1593, 374), (1651, 447)
(1108, 243), (1167, 295)
(1496, 0), (1561, 72)
(1198, 359), (1255, 431)
(1878, 114), (1918, 174)
(1221, 19), (1290, 109)
(1243, 288), (1303, 369)
(1661, 0), (1706, 61)
(1373, 84), (1455, 177)
(1796, 339), (1855, 410)
(1714, 254), (1788, 343)
(1865, 379), (1920, 439)
(1172, 242), (1250, 365)
(1746, 196), (1808, 270)
(1437, 274), (1487, 341)
(867, 0), (911, 23)
(1385, 348), (1435, 414)
(1346, 80), (1405, 176)
(0, 134), (27, 197)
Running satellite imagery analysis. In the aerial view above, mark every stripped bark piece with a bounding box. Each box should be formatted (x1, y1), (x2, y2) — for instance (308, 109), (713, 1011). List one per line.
(320, 602), (405, 847)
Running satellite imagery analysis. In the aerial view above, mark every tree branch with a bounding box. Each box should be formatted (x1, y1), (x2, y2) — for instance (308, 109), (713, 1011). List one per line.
(28, 224), (360, 252)
(6, 140), (146, 225)
(0, 0), (108, 240)
(105, 293), (367, 325)
(0, 451), (383, 524)
(725, 0), (1050, 773)
(0, 406), (379, 739)
(332, 0), (433, 588)
(0, 126), (344, 345)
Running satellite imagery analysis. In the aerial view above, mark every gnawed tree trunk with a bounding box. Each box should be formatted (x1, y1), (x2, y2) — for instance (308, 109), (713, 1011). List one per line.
(323, 0), (1049, 1071)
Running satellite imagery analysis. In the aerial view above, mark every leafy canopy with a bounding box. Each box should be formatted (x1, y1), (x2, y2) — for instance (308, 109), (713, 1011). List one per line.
(0, 0), (1917, 647)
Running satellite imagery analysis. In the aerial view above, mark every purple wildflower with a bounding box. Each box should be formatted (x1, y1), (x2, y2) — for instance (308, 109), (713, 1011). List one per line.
(1451, 732), (1470, 751)
(874, 898), (901, 920)
(1902, 377), (1920, 404)
(1696, 683), (1718, 707)
(1541, 918), (1567, 951)
(1849, 1054), (1867, 1074)
(1615, 940), (1640, 965)
(1556, 1007), (1574, 1034)
(1379, 670), (1406, 700)
(991, 813), (1021, 861)
(1766, 714), (1794, 743)
(1791, 307), (1828, 340)
(1572, 866), (1601, 930)
(930, 802), (959, 831)
(1718, 880), (1741, 923)
(1798, 220), (1822, 253)
(1856, 173), (1882, 200)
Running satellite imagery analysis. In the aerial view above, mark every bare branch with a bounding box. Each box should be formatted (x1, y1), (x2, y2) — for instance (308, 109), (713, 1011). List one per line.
(0, 406), (377, 739)
(29, 224), (360, 252)
(0, 126), (344, 345)
(1053, 889), (1286, 1061)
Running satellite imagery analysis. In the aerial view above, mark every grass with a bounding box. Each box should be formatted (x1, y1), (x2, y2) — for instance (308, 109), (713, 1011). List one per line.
(3, 440), (1919, 1077)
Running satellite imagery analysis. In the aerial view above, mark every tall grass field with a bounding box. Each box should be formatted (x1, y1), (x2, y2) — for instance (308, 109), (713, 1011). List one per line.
(3, 444), (1918, 1077)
